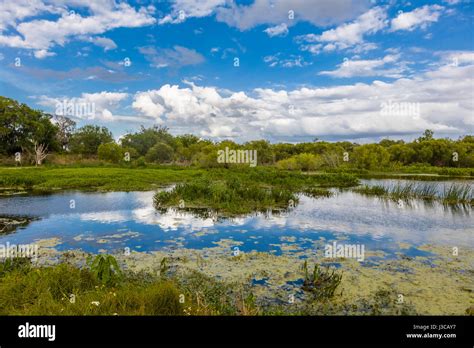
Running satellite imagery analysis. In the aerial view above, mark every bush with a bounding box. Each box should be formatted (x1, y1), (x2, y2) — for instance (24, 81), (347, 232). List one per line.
(276, 153), (322, 171)
(145, 142), (174, 163)
(97, 143), (124, 163)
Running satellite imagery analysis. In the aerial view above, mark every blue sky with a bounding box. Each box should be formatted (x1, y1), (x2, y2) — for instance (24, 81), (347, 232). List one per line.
(0, 0), (473, 143)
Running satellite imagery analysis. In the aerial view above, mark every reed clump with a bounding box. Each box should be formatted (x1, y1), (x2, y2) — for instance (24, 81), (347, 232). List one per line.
(354, 182), (472, 205)
(301, 261), (343, 300)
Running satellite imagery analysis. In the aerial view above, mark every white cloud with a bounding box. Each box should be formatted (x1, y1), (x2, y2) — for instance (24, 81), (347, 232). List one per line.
(319, 54), (407, 78)
(0, 1), (155, 56)
(34, 49), (56, 59)
(297, 6), (387, 54)
(0, 0), (59, 31)
(159, 0), (226, 24)
(37, 91), (137, 122)
(263, 54), (310, 68)
(83, 36), (117, 51)
(263, 23), (288, 37)
(129, 58), (474, 141)
(391, 5), (444, 32)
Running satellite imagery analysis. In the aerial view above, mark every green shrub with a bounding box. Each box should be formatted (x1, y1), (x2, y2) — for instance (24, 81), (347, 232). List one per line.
(145, 142), (174, 163)
(97, 143), (124, 163)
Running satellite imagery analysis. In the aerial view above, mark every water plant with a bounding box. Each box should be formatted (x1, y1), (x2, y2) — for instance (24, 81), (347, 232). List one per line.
(354, 182), (472, 205)
(302, 187), (333, 198)
(154, 177), (298, 215)
(441, 183), (473, 205)
(159, 257), (169, 279)
(87, 254), (122, 286)
(301, 261), (343, 300)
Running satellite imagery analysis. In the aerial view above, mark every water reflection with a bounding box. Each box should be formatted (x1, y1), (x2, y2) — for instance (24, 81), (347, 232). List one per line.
(0, 179), (472, 256)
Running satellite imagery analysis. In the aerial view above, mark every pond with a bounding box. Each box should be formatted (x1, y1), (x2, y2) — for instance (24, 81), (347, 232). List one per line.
(0, 179), (472, 261)
(1, 178), (473, 314)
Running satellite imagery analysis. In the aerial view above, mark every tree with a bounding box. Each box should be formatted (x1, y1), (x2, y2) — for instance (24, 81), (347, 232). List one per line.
(294, 153), (322, 171)
(145, 142), (174, 163)
(53, 115), (76, 151)
(388, 144), (416, 165)
(69, 125), (113, 155)
(121, 126), (175, 156)
(276, 153), (322, 171)
(418, 129), (434, 142)
(353, 144), (390, 170)
(33, 142), (48, 166)
(0, 96), (59, 156)
(244, 140), (274, 165)
(98, 143), (124, 163)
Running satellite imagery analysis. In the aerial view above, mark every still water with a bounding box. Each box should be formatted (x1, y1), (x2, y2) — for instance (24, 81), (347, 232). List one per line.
(0, 179), (472, 262)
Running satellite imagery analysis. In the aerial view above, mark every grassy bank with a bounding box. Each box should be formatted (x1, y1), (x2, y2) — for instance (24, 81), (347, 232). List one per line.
(0, 166), (358, 193)
(0, 257), (258, 315)
(0, 255), (419, 316)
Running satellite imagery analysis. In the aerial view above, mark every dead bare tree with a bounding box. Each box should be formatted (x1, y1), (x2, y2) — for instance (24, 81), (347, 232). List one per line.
(34, 142), (49, 166)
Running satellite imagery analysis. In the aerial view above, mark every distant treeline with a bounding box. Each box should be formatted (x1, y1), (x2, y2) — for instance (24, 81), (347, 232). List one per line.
(1, 96), (473, 169)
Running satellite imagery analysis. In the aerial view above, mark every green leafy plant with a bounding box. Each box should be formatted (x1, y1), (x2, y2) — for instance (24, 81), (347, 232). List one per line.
(159, 257), (169, 279)
(87, 254), (122, 286)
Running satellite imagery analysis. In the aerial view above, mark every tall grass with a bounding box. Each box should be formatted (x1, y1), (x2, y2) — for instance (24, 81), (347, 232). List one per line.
(0, 256), (258, 316)
(441, 183), (473, 205)
(0, 167), (358, 193)
(154, 178), (298, 215)
(354, 182), (472, 205)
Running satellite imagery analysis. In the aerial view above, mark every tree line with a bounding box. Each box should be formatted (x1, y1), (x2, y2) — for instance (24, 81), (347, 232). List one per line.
(1, 96), (473, 169)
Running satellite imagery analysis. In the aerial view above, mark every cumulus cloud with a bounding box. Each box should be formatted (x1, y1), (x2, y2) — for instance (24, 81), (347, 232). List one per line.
(37, 91), (148, 122)
(129, 59), (473, 141)
(391, 5), (444, 32)
(0, 1), (155, 57)
(0, 0), (59, 31)
(159, 0), (226, 24)
(297, 6), (387, 54)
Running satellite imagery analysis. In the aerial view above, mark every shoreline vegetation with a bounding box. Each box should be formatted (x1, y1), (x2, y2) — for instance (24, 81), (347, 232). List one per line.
(0, 166), (472, 213)
(355, 182), (473, 206)
(1, 242), (472, 316)
(0, 254), (415, 316)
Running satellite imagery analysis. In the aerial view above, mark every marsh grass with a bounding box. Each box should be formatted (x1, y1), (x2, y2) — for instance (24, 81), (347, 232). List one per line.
(354, 182), (472, 205)
(441, 183), (473, 205)
(0, 167), (358, 193)
(152, 169), (358, 215)
(302, 187), (333, 198)
(154, 178), (297, 215)
(0, 256), (259, 316)
(301, 261), (343, 300)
